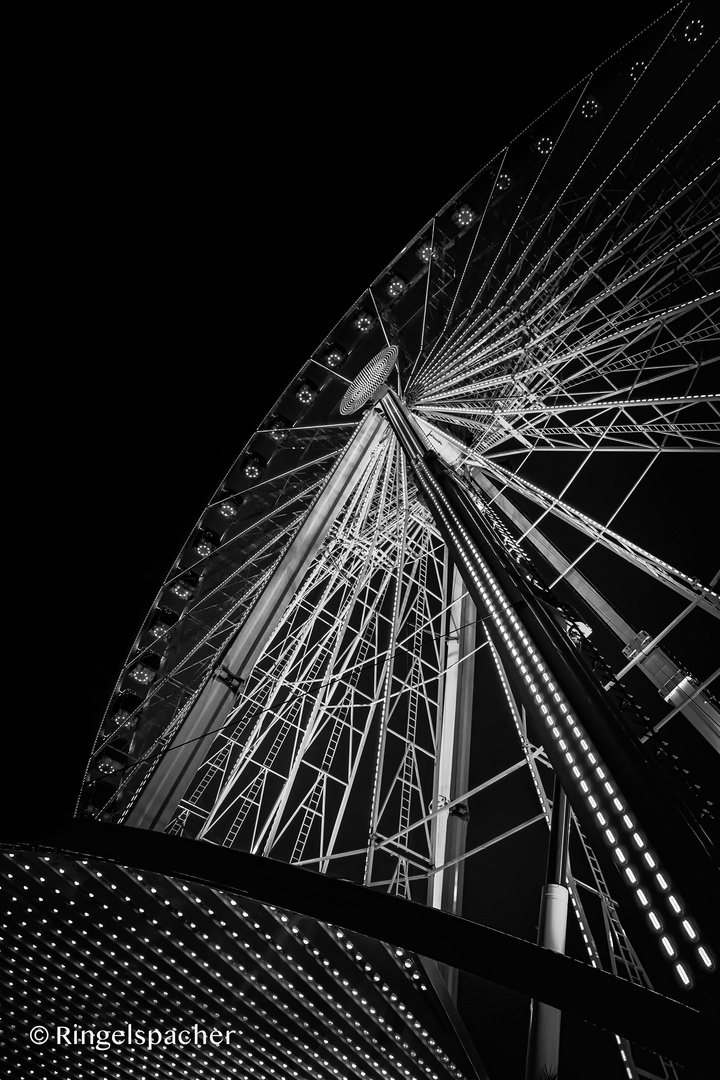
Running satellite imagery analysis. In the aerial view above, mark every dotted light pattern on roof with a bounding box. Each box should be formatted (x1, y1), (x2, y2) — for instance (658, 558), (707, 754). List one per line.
(0, 851), (472, 1080)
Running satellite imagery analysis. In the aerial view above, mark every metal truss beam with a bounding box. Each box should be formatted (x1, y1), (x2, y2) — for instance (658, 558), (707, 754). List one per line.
(126, 412), (385, 832)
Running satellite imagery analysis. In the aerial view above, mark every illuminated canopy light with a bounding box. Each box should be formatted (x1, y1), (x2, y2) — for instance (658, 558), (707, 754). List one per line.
(451, 204), (476, 228)
(496, 172), (512, 191)
(216, 488), (245, 517)
(108, 692), (142, 731)
(683, 19), (703, 43)
(267, 417), (289, 443)
(97, 755), (123, 774)
(114, 690), (143, 712)
(630, 60), (647, 81)
(535, 136), (553, 155)
(295, 380), (318, 405)
(169, 571), (198, 601)
(242, 452), (267, 480)
(149, 607), (178, 639)
(129, 661), (158, 686)
(325, 346), (345, 369)
(581, 97), (600, 119)
(386, 275), (406, 298)
(108, 707), (136, 730)
(416, 241), (436, 263)
(193, 528), (219, 557)
(353, 310), (374, 332)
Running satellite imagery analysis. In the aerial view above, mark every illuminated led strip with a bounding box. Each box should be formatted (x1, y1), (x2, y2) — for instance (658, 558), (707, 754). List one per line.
(413, 459), (715, 987)
(488, 639), (605, 972)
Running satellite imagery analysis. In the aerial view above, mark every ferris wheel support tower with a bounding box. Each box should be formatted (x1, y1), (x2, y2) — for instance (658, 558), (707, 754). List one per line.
(337, 345), (718, 1006)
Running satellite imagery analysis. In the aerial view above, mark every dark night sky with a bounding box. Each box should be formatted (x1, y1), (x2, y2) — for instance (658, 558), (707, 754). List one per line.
(36, 7), (702, 808)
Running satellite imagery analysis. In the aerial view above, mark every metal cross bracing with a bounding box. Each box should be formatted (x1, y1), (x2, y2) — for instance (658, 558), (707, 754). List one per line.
(466, 469), (720, 755)
(407, 110), (719, 437)
(160, 434), (455, 897)
(82, 450), (360, 821)
(463, 458), (720, 616)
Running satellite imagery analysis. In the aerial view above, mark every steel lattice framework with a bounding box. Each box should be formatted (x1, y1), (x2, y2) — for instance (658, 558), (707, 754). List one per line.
(69, 9), (719, 1078)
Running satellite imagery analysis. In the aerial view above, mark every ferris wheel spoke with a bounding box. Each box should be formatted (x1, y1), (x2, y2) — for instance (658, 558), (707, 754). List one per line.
(488, 420), (720, 455)
(414, 391), (720, 444)
(417, 290), (718, 412)
(529, 200), (719, 332)
(410, 73), (717, 400)
(254, 566), (404, 859)
(458, 15), (694, 323)
(432, 140), (719, 387)
(416, 77), (598, 387)
(472, 458), (720, 618)
(463, 169), (719, 376)
(406, 217), (439, 386)
(503, 220), (720, 378)
(416, 152), (511, 375)
(490, 56), (712, 334)
(416, 357), (717, 447)
(415, 398), (720, 457)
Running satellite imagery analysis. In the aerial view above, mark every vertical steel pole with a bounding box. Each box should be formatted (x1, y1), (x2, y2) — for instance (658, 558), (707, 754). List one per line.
(430, 560), (476, 999)
(525, 780), (570, 1080)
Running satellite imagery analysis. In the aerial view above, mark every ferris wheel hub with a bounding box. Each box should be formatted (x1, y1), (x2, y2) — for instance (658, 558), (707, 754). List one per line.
(339, 345), (399, 415)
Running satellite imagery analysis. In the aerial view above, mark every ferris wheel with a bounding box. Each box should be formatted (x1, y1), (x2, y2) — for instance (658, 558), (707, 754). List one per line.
(78, 7), (718, 1077)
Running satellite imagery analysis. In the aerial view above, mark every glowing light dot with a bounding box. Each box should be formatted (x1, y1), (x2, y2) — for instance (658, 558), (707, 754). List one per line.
(697, 947), (714, 969)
